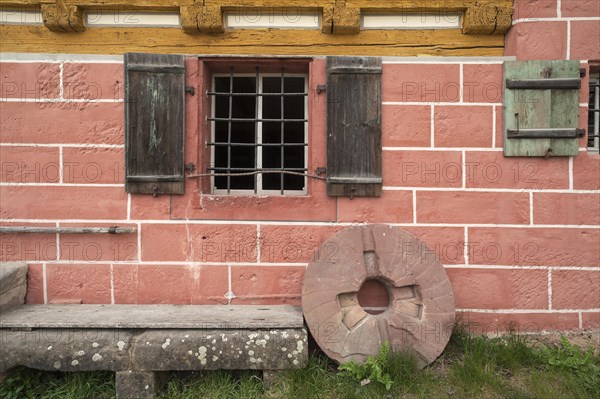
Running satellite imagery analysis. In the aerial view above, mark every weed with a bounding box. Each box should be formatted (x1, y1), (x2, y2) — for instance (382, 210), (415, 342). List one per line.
(338, 341), (393, 390)
(535, 336), (600, 396)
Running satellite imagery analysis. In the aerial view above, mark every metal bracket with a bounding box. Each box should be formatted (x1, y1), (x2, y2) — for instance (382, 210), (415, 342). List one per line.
(507, 128), (585, 138)
(185, 86), (195, 95)
(317, 84), (326, 94)
(580, 68), (587, 78)
(509, 112), (585, 138)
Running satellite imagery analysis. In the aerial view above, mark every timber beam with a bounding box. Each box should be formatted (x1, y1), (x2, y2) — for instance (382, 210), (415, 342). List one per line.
(0, 0), (513, 35)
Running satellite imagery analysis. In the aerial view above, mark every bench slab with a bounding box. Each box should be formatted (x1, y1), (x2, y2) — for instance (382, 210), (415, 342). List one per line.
(0, 304), (303, 329)
(0, 327), (307, 372)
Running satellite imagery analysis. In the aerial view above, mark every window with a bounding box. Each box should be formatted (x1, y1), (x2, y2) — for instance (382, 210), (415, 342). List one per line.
(208, 68), (308, 195)
(588, 72), (600, 152)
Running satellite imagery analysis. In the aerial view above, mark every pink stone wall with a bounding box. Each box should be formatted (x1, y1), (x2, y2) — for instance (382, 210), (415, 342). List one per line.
(1, 4), (599, 333)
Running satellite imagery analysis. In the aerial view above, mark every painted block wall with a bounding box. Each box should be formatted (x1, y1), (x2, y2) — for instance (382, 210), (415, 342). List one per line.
(1, 0), (599, 333)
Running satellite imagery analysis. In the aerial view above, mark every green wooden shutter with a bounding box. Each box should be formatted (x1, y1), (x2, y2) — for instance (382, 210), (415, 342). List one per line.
(125, 53), (185, 195)
(326, 56), (382, 197)
(503, 60), (583, 157)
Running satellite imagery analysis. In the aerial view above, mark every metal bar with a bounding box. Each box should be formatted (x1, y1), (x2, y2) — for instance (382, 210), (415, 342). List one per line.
(207, 142), (307, 147)
(187, 170), (325, 181)
(329, 67), (382, 75)
(0, 226), (137, 234)
(127, 65), (184, 74)
(327, 177), (383, 184)
(227, 67), (233, 194)
(507, 128), (585, 138)
(506, 78), (581, 90)
(254, 66), (259, 194)
(208, 167), (307, 171)
(207, 92), (307, 97)
(126, 175), (182, 182)
(280, 67), (285, 195)
(208, 118), (307, 122)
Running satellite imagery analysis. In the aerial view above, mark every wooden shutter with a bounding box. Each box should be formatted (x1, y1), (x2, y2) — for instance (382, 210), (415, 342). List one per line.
(125, 53), (185, 194)
(503, 60), (583, 157)
(326, 56), (382, 197)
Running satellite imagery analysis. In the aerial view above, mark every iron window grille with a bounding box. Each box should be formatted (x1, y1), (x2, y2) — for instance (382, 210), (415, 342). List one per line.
(208, 67), (308, 195)
(588, 72), (600, 152)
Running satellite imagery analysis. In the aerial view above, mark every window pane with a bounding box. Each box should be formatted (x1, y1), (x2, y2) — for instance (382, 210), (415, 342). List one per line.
(231, 122), (256, 144)
(283, 174), (304, 191)
(262, 122), (281, 144)
(284, 146), (304, 169)
(284, 122), (305, 143)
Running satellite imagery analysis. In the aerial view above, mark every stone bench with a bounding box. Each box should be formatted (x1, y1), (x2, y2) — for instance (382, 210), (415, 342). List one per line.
(0, 263), (308, 398)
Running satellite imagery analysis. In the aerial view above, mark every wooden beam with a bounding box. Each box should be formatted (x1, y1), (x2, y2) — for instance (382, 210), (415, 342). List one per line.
(180, 2), (224, 34)
(463, 3), (512, 35)
(0, 24), (505, 56)
(1, 0), (514, 35)
(325, 0), (360, 35)
(41, 0), (84, 32)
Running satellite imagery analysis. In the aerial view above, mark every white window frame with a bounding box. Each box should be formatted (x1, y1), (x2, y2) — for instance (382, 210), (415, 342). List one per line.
(588, 72), (600, 153)
(210, 72), (309, 196)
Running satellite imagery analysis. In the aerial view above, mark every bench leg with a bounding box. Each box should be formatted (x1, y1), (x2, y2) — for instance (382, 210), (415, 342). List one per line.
(115, 371), (166, 399)
(262, 370), (283, 389)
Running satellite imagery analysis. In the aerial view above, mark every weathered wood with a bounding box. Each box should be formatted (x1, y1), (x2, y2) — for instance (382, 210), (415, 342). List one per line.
(0, 226), (136, 234)
(125, 53), (186, 195)
(180, 3), (224, 34)
(326, 1), (360, 35)
(0, 25), (505, 56)
(41, 0), (84, 32)
(503, 60), (581, 157)
(2, 0), (513, 38)
(326, 56), (382, 197)
(463, 3), (512, 35)
(0, 304), (304, 329)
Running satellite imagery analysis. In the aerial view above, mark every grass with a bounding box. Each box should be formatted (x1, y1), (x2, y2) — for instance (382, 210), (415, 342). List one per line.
(2, 328), (599, 399)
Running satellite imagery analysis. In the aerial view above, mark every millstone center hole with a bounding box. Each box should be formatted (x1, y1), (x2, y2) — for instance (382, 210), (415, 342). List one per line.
(357, 278), (390, 315)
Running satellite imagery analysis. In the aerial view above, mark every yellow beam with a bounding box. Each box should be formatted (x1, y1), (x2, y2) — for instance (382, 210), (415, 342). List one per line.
(0, 25), (505, 56)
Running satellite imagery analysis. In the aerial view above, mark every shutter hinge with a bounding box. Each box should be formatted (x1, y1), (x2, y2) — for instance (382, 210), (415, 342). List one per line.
(580, 68), (586, 78)
(185, 86), (195, 95)
(317, 84), (327, 94)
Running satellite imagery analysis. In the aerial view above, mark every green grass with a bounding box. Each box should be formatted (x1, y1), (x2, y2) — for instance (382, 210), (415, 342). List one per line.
(2, 329), (599, 399)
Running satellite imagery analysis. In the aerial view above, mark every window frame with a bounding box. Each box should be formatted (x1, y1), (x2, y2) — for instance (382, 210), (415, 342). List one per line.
(209, 71), (309, 196)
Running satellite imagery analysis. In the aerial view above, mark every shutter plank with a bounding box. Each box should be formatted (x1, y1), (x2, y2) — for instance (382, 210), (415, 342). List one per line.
(125, 53), (185, 194)
(503, 60), (581, 157)
(326, 56), (382, 197)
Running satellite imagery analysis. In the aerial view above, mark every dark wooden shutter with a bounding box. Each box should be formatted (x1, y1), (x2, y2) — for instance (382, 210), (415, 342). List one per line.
(326, 56), (382, 197)
(125, 53), (185, 195)
(503, 60), (583, 157)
